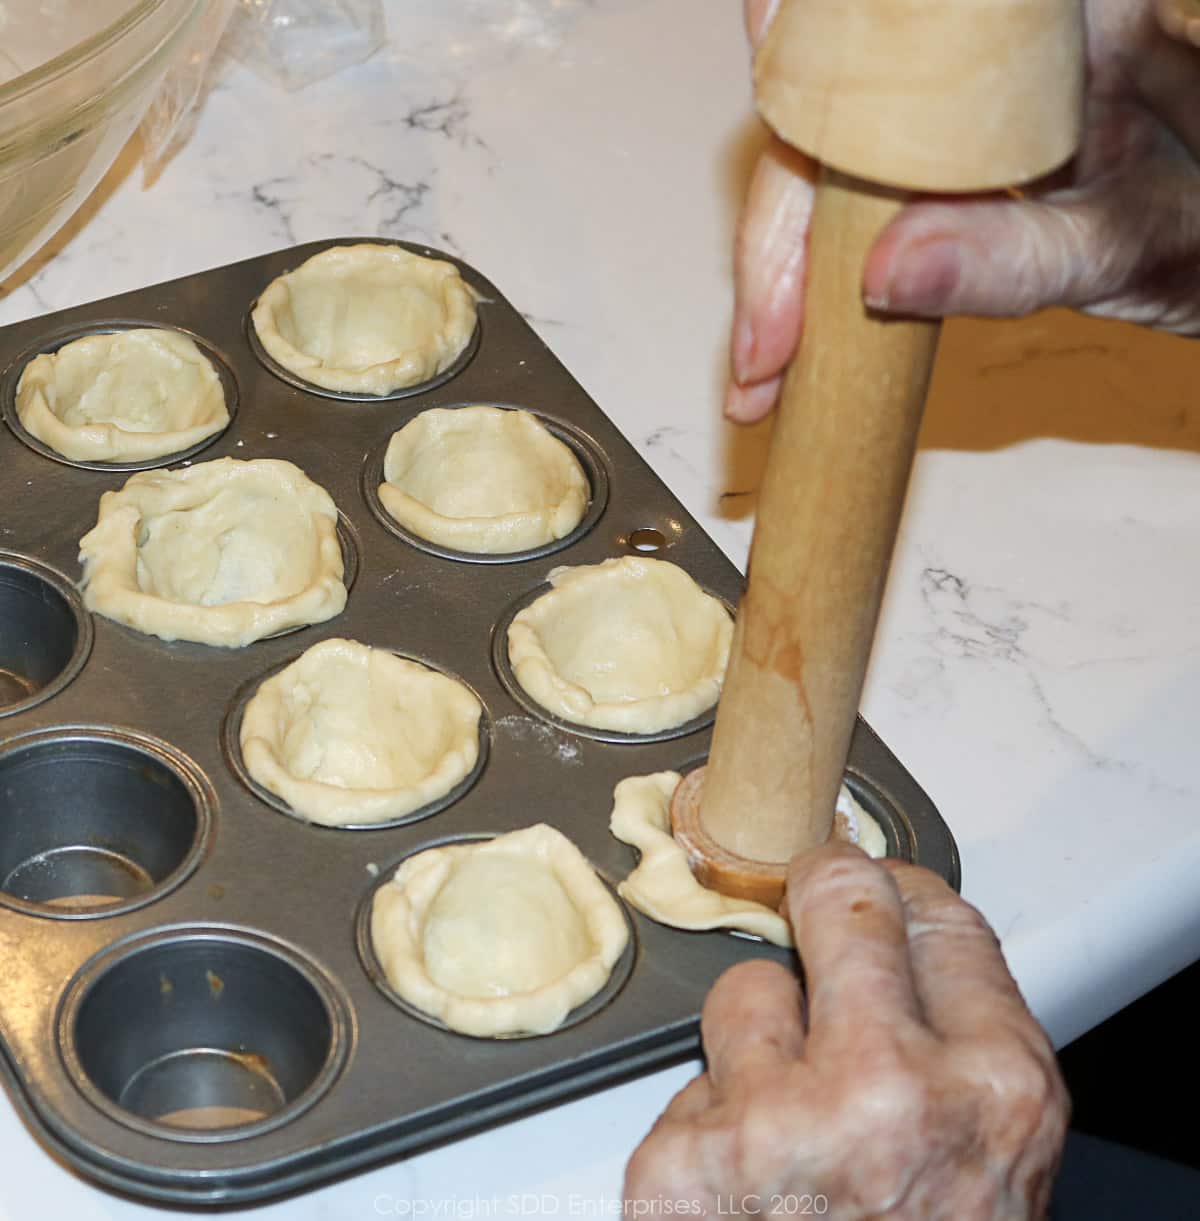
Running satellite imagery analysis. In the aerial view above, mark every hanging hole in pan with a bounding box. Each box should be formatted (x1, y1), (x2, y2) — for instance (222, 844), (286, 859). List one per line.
(0, 320), (239, 472)
(627, 528), (666, 554)
(361, 406), (610, 565)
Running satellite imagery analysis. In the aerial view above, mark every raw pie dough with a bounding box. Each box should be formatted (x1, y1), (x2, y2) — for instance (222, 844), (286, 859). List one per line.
(78, 458), (346, 647)
(610, 772), (887, 947)
(506, 557), (733, 734)
(251, 244), (477, 395)
(240, 638), (482, 826)
(15, 328), (229, 462)
(371, 824), (629, 1037)
(379, 406), (589, 554)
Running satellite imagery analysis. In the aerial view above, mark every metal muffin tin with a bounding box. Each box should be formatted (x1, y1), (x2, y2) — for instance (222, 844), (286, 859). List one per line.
(0, 238), (960, 1204)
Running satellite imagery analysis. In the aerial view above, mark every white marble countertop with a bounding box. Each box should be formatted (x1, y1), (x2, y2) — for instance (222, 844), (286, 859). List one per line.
(2, 0), (1199, 1215)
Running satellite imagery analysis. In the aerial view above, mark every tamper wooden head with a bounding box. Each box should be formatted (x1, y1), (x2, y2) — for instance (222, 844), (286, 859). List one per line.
(670, 767), (787, 908)
(755, 0), (1085, 193)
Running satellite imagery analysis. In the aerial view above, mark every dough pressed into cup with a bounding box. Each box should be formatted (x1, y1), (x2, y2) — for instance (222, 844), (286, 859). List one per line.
(240, 638), (482, 827)
(506, 557), (733, 734)
(251, 244), (477, 395)
(15, 328), (229, 463)
(609, 772), (887, 948)
(379, 406), (589, 554)
(78, 457), (346, 647)
(371, 824), (629, 1037)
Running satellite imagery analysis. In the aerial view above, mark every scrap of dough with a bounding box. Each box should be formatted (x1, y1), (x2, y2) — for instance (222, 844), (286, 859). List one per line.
(506, 557), (733, 734)
(379, 406), (589, 554)
(251, 244), (477, 395)
(371, 824), (629, 1037)
(609, 772), (887, 947)
(240, 638), (482, 827)
(15, 329), (229, 463)
(78, 457), (346, 647)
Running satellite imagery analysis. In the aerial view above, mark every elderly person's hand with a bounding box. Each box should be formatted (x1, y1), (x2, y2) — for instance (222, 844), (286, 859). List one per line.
(729, 0), (1200, 421)
(624, 842), (1069, 1220)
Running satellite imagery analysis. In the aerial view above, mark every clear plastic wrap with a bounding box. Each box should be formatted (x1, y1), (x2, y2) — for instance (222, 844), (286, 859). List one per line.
(138, 0), (386, 181)
(230, 0), (386, 91)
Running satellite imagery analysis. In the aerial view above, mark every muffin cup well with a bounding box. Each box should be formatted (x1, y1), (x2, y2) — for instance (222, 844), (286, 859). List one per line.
(59, 927), (349, 1141)
(0, 552), (92, 718)
(357, 833), (636, 1040)
(361, 407), (609, 565)
(0, 321), (238, 472)
(491, 577), (733, 744)
(0, 728), (211, 918)
(222, 651), (490, 830)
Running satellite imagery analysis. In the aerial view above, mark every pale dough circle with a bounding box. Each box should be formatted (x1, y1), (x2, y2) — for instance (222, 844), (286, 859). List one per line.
(240, 638), (482, 827)
(370, 824), (630, 1037)
(251, 244), (477, 395)
(78, 457), (346, 648)
(506, 557), (733, 734)
(379, 406), (589, 554)
(609, 772), (887, 947)
(15, 328), (229, 463)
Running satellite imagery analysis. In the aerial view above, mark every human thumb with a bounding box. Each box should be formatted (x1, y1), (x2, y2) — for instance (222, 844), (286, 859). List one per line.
(861, 194), (1114, 320)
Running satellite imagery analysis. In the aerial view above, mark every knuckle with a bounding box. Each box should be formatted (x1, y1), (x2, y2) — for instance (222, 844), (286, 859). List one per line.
(910, 892), (998, 943)
(795, 852), (890, 914)
(956, 1030), (1069, 1144)
(624, 1127), (696, 1204)
(835, 1055), (929, 1139)
(715, 1088), (809, 1189)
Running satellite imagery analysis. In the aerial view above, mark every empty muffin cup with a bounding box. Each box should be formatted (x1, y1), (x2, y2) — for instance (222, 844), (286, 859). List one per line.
(60, 928), (347, 1140)
(0, 553), (92, 718)
(0, 729), (210, 917)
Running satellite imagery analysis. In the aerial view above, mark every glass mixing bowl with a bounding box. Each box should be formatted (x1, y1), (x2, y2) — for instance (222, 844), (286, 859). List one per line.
(0, 0), (208, 286)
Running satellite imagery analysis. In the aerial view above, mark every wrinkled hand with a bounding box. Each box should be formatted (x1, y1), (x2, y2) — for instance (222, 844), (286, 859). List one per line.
(729, 0), (1200, 421)
(624, 843), (1069, 1220)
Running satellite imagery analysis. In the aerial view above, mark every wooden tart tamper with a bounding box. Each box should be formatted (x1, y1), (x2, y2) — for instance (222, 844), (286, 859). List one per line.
(672, 0), (1084, 906)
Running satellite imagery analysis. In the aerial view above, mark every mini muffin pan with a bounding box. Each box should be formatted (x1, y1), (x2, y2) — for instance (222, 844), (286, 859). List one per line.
(0, 239), (960, 1204)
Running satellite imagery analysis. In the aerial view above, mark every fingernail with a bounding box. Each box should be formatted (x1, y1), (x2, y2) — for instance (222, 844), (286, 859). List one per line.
(866, 238), (963, 315)
(731, 316), (756, 382)
(724, 381), (750, 421)
(725, 377), (780, 423)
